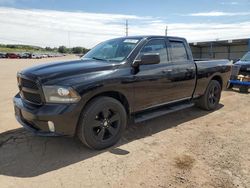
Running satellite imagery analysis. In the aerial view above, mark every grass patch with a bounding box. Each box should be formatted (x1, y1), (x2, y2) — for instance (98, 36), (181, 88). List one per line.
(174, 154), (195, 170)
(0, 47), (51, 53)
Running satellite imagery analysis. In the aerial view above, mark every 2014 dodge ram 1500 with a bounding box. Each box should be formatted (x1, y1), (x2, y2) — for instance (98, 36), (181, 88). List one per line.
(13, 36), (231, 149)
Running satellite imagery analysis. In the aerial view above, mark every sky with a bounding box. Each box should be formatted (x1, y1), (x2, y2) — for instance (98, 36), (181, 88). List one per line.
(0, 0), (249, 48)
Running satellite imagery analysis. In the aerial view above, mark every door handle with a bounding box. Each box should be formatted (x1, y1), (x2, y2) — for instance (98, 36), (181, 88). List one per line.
(162, 69), (172, 73)
(188, 67), (195, 71)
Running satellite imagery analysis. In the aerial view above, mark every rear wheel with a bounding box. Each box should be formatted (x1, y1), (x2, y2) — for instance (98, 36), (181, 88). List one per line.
(196, 80), (221, 111)
(77, 97), (127, 150)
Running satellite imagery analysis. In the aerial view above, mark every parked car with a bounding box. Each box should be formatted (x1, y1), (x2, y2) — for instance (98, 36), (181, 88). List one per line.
(47, 54), (55, 57)
(42, 54), (48, 58)
(31, 53), (42, 59)
(0, 52), (6, 58)
(228, 52), (250, 92)
(6, 53), (20, 59)
(14, 36), (231, 150)
(19, 52), (31, 59)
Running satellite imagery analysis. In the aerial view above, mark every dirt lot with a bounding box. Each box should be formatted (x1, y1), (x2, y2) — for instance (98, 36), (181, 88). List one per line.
(0, 56), (249, 188)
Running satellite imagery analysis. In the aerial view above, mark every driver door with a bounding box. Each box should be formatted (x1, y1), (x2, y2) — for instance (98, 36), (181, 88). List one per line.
(133, 38), (171, 111)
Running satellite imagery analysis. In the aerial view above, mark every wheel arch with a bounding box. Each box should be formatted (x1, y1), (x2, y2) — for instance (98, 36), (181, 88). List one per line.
(211, 75), (223, 88)
(75, 90), (130, 137)
(87, 91), (130, 115)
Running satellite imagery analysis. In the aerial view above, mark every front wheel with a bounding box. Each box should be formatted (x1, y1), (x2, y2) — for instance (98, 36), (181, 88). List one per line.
(196, 80), (222, 111)
(77, 97), (127, 150)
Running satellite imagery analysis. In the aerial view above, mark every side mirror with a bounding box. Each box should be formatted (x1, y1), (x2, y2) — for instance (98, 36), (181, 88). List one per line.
(133, 53), (160, 67)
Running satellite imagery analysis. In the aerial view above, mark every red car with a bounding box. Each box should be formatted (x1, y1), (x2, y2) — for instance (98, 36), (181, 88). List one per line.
(6, 53), (20, 59)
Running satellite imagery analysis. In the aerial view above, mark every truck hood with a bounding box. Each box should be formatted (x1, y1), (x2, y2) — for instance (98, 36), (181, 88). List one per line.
(235, 60), (250, 66)
(20, 58), (119, 84)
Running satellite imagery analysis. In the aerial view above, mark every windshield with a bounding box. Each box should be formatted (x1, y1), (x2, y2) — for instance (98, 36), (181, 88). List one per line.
(83, 38), (141, 62)
(241, 52), (250, 61)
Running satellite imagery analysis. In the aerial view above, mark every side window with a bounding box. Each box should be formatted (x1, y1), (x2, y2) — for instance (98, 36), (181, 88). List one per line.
(170, 41), (188, 62)
(139, 39), (168, 63)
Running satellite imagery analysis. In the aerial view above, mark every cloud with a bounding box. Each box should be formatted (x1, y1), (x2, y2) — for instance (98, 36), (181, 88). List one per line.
(220, 1), (239, 5)
(0, 7), (153, 47)
(189, 11), (250, 17)
(0, 7), (249, 48)
(165, 22), (250, 42)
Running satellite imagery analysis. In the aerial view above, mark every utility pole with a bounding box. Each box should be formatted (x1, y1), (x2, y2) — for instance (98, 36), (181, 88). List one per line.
(125, 20), (128, 37)
(68, 31), (71, 48)
(165, 26), (168, 36)
(248, 38), (250, 51)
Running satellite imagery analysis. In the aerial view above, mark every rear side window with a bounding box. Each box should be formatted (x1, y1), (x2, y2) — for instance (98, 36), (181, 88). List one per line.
(139, 39), (168, 63)
(170, 41), (188, 62)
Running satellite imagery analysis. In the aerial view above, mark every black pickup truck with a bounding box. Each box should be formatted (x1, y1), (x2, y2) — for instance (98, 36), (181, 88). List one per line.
(14, 36), (231, 149)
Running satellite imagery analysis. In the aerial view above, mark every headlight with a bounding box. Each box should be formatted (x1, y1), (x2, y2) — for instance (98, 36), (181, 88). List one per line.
(42, 86), (81, 103)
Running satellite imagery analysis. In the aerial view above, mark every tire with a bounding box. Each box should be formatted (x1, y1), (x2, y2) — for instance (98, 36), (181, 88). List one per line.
(196, 80), (222, 111)
(239, 86), (248, 93)
(77, 97), (127, 150)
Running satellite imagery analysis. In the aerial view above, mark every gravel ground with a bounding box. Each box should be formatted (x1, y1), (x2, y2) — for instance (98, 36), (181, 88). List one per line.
(0, 56), (249, 188)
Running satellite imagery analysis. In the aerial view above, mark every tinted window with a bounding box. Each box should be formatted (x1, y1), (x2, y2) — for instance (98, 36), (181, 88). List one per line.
(241, 52), (250, 61)
(139, 39), (168, 63)
(170, 41), (188, 61)
(84, 38), (141, 62)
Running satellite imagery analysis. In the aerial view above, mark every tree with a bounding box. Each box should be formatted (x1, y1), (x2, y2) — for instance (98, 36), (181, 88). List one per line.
(82, 48), (90, 54)
(45, 47), (53, 51)
(72, 47), (83, 54)
(6, 44), (16, 48)
(58, 46), (68, 53)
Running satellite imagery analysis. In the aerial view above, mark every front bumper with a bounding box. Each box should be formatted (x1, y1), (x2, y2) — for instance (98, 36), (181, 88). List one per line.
(13, 94), (82, 136)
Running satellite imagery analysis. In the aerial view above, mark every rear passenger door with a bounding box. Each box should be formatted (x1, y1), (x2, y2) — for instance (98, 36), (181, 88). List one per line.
(165, 39), (196, 101)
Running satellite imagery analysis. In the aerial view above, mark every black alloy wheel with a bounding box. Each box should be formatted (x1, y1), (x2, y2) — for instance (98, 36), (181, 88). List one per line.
(196, 80), (222, 111)
(77, 97), (127, 150)
(208, 84), (220, 106)
(92, 107), (121, 142)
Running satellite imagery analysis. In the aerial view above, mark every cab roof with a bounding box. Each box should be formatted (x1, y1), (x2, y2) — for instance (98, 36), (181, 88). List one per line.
(117, 35), (186, 41)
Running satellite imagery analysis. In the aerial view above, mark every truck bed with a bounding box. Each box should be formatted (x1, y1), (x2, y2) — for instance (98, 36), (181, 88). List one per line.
(193, 59), (232, 97)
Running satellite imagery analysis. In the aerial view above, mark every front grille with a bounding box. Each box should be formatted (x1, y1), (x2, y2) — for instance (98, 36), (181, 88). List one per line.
(22, 91), (42, 104)
(239, 70), (250, 76)
(239, 65), (250, 76)
(21, 78), (39, 90)
(18, 76), (42, 104)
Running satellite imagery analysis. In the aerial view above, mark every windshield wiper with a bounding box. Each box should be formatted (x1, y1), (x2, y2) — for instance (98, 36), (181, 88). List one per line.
(92, 57), (108, 62)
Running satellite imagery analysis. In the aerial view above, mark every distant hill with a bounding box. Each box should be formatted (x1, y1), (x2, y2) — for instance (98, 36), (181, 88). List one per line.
(0, 44), (89, 54)
(0, 44), (54, 53)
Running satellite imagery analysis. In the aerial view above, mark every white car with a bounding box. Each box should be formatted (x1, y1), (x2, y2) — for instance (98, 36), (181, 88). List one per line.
(31, 54), (42, 59)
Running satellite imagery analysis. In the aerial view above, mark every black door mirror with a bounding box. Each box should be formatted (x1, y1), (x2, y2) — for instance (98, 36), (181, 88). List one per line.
(133, 53), (160, 67)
